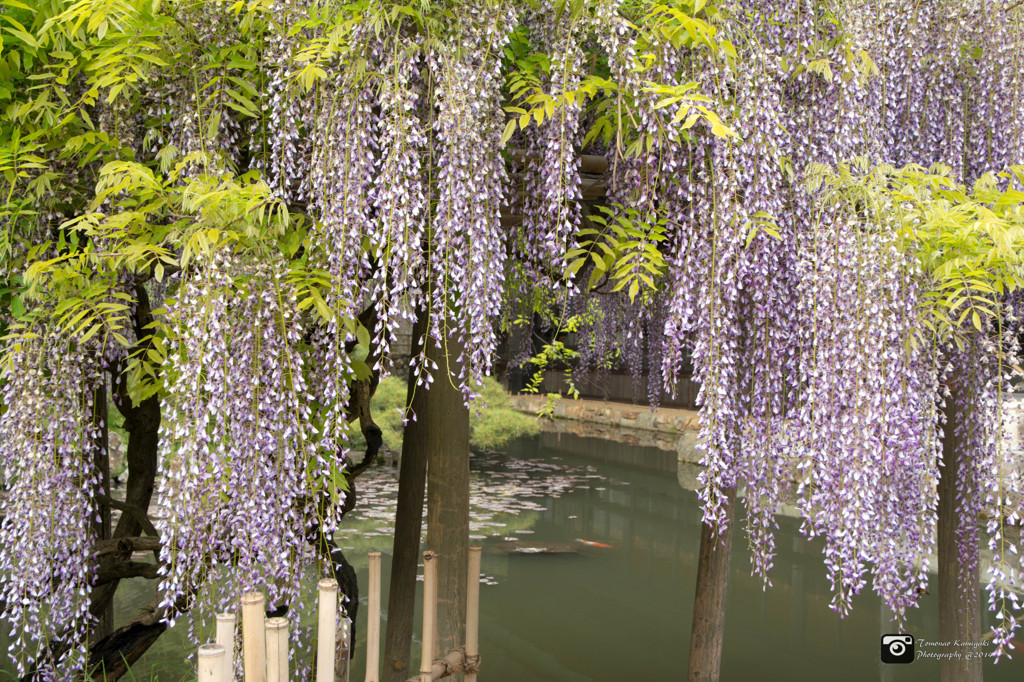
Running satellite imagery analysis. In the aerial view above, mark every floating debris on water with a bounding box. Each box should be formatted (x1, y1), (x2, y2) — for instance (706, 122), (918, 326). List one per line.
(341, 450), (607, 543)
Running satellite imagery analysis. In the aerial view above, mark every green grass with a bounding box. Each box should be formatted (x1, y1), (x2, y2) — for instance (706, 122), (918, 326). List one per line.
(350, 376), (540, 456)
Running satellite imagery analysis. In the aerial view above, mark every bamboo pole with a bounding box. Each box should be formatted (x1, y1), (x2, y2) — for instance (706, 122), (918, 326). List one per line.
(198, 643), (227, 682)
(338, 612), (351, 682)
(465, 546), (482, 682)
(241, 592), (267, 682)
(266, 617), (289, 682)
(216, 612), (236, 682)
(366, 551), (382, 682)
(419, 552), (438, 682)
(317, 578), (339, 682)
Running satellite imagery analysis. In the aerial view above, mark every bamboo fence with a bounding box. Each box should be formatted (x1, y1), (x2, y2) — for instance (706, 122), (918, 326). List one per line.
(195, 547), (483, 682)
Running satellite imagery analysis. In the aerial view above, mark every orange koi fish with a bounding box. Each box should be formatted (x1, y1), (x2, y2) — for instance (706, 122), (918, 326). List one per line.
(576, 538), (613, 548)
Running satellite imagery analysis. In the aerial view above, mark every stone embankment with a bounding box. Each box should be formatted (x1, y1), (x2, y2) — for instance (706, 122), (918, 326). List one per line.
(508, 393), (702, 463)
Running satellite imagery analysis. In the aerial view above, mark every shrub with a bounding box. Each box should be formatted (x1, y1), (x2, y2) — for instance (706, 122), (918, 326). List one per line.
(348, 376), (539, 457)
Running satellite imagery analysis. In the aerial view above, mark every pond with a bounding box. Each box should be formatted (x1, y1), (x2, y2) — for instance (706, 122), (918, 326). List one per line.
(3, 429), (1022, 681)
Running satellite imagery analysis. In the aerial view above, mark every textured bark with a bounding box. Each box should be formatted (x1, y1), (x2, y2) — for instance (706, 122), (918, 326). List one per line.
(383, 309), (431, 682)
(90, 284), (162, 628)
(425, 335), (470, 675)
(91, 385), (114, 640)
(938, 376), (982, 682)
(82, 584), (200, 681)
(112, 284), (162, 541)
(687, 486), (736, 682)
(85, 622), (167, 681)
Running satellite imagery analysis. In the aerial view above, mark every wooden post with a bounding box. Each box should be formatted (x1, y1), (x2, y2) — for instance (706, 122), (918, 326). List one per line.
(465, 547), (482, 682)
(419, 552), (438, 682)
(266, 617), (289, 682)
(198, 643), (227, 682)
(317, 578), (339, 682)
(242, 592), (267, 682)
(216, 612), (236, 682)
(687, 486), (736, 682)
(366, 552), (382, 682)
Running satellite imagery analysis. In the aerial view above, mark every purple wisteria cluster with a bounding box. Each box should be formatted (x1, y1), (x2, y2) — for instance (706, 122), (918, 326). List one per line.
(306, 18), (381, 451)
(427, 2), (519, 398)
(142, 3), (245, 171)
(0, 332), (103, 679)
(258, 2), (314, 204)
(8, 0), (1024, 673)
(157, 251), (326, 634)
(301, 1), (517, 399)
(620, 0), (1024, 646)
(516, 0), (587, 289)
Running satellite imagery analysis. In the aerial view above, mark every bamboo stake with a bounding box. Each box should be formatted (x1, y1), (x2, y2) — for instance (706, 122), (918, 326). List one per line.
(215, 612), (236, 682)
(465, 546), (482, 682)
(316, 578), (339, 682)
(241, 592), (267, 682)
(366, 551), (382, 682)
(198, 643), (226, 682)
(419, 552), (438, 682)
(338, 612), (350, 682)
(266, 617), (289, 682)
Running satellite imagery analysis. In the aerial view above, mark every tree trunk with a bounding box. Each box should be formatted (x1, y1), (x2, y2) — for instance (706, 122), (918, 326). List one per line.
(111, 392), (161, 540)
(383, 310), (431, 682)
(90, 285), (163, 627)
(91, 384), (113, 641)
(425, 334), (470, 672)
(938, 374), (982, 682)
(687, 486), (736, 682)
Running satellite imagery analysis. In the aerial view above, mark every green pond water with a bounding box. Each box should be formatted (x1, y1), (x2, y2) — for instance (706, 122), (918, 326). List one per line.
(4, 429), (1023, 681)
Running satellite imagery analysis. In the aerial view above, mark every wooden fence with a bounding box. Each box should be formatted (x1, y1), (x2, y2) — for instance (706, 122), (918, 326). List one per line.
(195, 548), (483, 682)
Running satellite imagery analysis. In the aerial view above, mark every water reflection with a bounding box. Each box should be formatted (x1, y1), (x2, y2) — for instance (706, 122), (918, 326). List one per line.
(450, 432), (1021, 682)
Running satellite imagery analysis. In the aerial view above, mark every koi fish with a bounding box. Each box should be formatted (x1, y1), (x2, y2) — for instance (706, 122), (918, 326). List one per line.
(576, 538), (612, 548)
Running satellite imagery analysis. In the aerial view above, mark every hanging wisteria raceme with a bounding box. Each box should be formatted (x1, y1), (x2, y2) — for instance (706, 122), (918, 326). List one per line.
(985, 294), (1024, 654)
(369, 36), (427, 379)
(516, 1), (586, 288)
(426, 2), (517, 398)
(0, 331), (103, 679)
(862, 249), (941, 624)
(939, 308), (1024, 656)
(964, 1), (1018, 180)
(143, 3), (244, 171)
(302, 20), (381, 451)
(156, 251), (331, 632)
(258, 2), (313, 204)
(789, 202), (940, 620)
(658, 1), (803, 549)
(651, 0), (1024, 637)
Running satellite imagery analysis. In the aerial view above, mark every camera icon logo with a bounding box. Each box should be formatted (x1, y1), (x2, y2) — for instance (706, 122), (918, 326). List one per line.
(881, 634), (915, 664)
